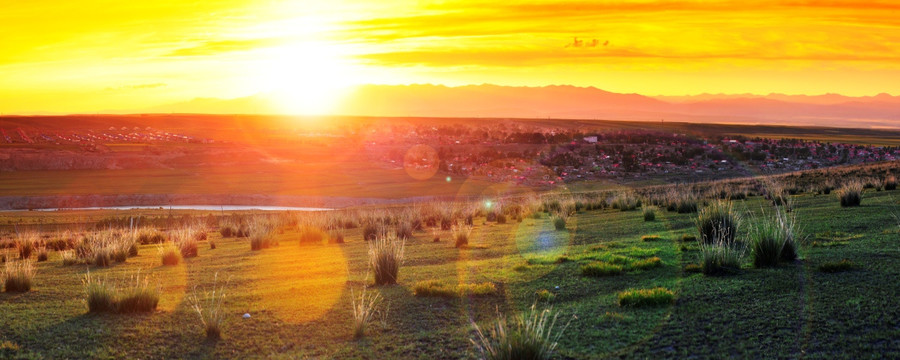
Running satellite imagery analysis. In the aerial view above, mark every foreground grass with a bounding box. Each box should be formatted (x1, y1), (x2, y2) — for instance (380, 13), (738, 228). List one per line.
(0, 190), (898, 358)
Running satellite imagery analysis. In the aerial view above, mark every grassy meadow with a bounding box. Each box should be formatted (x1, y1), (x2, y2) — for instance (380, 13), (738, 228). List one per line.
(0, 180), (898, 359)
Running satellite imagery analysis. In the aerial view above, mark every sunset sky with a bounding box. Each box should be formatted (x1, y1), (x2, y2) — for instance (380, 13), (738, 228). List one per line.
(2, 0), (900, 114)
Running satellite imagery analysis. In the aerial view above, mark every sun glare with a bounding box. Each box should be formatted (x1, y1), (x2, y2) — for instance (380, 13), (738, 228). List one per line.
(252, 40), (354, 115)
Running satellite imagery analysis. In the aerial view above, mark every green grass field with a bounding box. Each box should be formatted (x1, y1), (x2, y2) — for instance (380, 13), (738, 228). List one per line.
(1, 190), (898, 358)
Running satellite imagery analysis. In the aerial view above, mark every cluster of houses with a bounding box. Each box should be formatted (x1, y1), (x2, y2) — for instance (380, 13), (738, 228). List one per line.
(369, 124), (900, 186)
(1, 127), (208, 147)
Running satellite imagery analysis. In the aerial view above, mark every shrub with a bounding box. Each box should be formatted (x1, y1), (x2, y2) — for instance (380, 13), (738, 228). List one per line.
(819, 259), (855, 273)
(351, 287), (381, 339)
(159, 244), (182, 266)
(189, 273), (228, 339)
(641, 235), (660, 242)
(617, 287), (675, 307)
(695, 200), (741, 246)
(452, 223), (473, 248)
(581, 262), (623, 277)
(885, 176), (898, 191)
(369, 234), (405, 286)
(699, 242), (744, 275)
(3, 260), (35, 292)
(83, 272), (116, 313)
(471, 305), (567, 360)
(837, 181), (864, 207)
(643, 206), (656, 221)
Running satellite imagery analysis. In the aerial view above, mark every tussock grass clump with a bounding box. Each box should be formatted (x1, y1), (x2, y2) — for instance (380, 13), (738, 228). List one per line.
(696, 200), (741, 246)
(837, 180), (864, 207)
(640, 234), (660, 242)
(617, 287), (675, 307)
(699, 241), (744, 275)
(36, 248), (49, 262)
(136, 228), (167, 244)
(452, 223), (473, 248)
(60, 250), (78, 266)
(395, 222), (413, 239)
(581, 262), (623, 277)
(298, 225), (327, 244)
(819, 259), (855, 273)
(3, 260), (35, 292)
(610, 192), (640, 211)
(749, 208), (801, 267)
(83, 272), (116, 313)
(116, 272), (160, 313)
(159, 243), (182, 266)
(93, 247), (112, 267)
(369, 234), (405, 286)
(665, 189), (699, 213)
(249, 219), (276, 250)
(362, 222), (379, 241)
(189, 273), (228, 339)
(14, 233), (37, 260)
(471, 305), (568, 360)
(172, 228), (200, 258)
(642, 206), (656, 221)
(413, 280), (497, 298)
(351, 287), (381, 339)
(83, 271), (159, 313)
(550, 211), (568, 231)
(885, 176), (898, 191)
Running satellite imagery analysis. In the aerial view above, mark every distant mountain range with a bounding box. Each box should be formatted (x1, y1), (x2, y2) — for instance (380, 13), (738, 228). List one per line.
(142, 84), (900, 129)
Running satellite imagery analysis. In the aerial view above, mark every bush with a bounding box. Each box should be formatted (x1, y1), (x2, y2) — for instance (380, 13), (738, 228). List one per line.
(83, 272), (116, 313)
(696, 200), (741, 246)
(617, 287), (675, 307)
(819, 259), (855, 273)
(581, 262), (623, 277)
(3, 260), (35, 292)
(369, 234), (405, 286)
(471, 305), (567, 360)
(837, 181), (864, 207)
(189, 273), (228, 339)
(159, 244), (182, 266)
(642, 206), (656, 221)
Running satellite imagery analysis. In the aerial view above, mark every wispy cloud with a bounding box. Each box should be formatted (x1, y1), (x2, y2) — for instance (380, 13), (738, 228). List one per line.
(165, 38), (282, 57)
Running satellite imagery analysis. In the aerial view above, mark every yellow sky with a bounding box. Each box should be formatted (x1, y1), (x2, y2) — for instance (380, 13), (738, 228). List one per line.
(2, 0), (899, 114)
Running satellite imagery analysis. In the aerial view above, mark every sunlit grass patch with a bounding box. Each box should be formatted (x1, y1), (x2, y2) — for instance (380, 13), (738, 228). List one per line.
(818, 259), (855, 273)
(626, 257), (662, 271)
(617, 287), (675, 307)
(413, 280), (497, 298)
(581, 262), (624, 277)
(535, 289), (555, 302)
(640, 234), (661, 242)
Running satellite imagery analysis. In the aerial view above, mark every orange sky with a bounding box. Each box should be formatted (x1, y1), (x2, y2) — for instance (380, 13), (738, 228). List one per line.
(2, 0), (900, 114)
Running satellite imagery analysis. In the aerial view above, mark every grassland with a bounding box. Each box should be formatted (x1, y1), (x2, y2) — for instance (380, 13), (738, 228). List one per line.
(0, 187), (898, 359)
